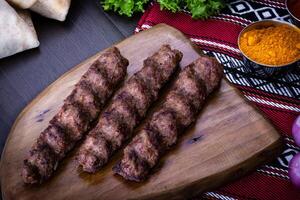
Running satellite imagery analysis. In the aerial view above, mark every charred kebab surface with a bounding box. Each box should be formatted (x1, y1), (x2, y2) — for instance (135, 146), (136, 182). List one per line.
(77, 45), (183, 173)
(22, 47), (129, 184)
(113, 55), (223, 182)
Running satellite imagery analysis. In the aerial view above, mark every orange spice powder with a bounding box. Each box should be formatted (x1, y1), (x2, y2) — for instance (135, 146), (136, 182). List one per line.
(240, 25), (300, 66)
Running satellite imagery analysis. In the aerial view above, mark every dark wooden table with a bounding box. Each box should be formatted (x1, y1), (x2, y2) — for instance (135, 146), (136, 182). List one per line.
(0, 0), (139, 157)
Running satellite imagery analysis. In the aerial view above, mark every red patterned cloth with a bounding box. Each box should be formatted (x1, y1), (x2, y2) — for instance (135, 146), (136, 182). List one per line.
(136, 1), (300, 199)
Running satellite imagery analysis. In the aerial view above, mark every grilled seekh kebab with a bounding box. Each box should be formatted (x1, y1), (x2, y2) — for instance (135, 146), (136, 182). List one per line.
(113, 55), (223, 182)
(22, 47), (129, 184)
(77, 45), (183, 173)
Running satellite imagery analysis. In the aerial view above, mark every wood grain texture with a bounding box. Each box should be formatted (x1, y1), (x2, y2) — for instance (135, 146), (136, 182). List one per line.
(0, 24), (283, 200)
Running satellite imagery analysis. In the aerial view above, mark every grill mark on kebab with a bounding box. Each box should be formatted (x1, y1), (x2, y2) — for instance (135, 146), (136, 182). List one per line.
(76, 45), (183, 173)
(113, 55), (223, 182)
(22, 47), (129, 184)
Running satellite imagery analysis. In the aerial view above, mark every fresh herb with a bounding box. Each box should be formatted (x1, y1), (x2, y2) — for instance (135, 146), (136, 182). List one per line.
(157, 0), (181, 13)
(101, 0), (225, 19)
(102, 0), (149, 17)
(185, 0), (225, 19)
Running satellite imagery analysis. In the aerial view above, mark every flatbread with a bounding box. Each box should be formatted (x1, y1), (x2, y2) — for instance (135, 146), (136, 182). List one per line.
(30, 0), (71, 21)
(0, 0), (39, 59)
(17, 10), (36, 29)
(6, 0), (37, 9)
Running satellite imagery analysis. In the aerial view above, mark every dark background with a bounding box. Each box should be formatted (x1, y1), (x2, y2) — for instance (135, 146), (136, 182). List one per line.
(0, 0), (139, 157)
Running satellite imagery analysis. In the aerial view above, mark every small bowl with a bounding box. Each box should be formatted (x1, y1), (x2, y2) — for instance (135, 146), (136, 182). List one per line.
(286, 0), (300, 27)
(238, 20), (300, 78)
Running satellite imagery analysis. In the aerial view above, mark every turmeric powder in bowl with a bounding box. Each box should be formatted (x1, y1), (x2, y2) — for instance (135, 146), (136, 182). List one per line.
(239, 24), (300, 66)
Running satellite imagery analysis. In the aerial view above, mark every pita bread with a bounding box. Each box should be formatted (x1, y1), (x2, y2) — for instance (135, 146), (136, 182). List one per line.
(17, 9), (36, 29)
(6, 0), (37, 9)
(0, 0), (39, 59)
(30, 0), (71, 21)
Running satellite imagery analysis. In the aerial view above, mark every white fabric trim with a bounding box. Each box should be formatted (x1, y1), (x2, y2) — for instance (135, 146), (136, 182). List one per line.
(264, 165), (288, 173)
(257, 169), (289, 179)
(286, 143), (300, 151)
(250, 0), (285, 9)
(244, 95), (300, 112)
(205, 192), (237, 200)
(190, 38), (241, 54)
(219, 13), (253, 23)
(141, 24), (152, 29)
(210, 16), (249, 26)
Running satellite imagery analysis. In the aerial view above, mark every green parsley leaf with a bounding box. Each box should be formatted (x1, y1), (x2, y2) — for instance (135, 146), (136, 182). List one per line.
(101, 0), (225, 19)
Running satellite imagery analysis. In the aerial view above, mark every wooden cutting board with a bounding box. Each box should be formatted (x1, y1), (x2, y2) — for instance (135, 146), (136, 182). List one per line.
(0, 24), (283, 200)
